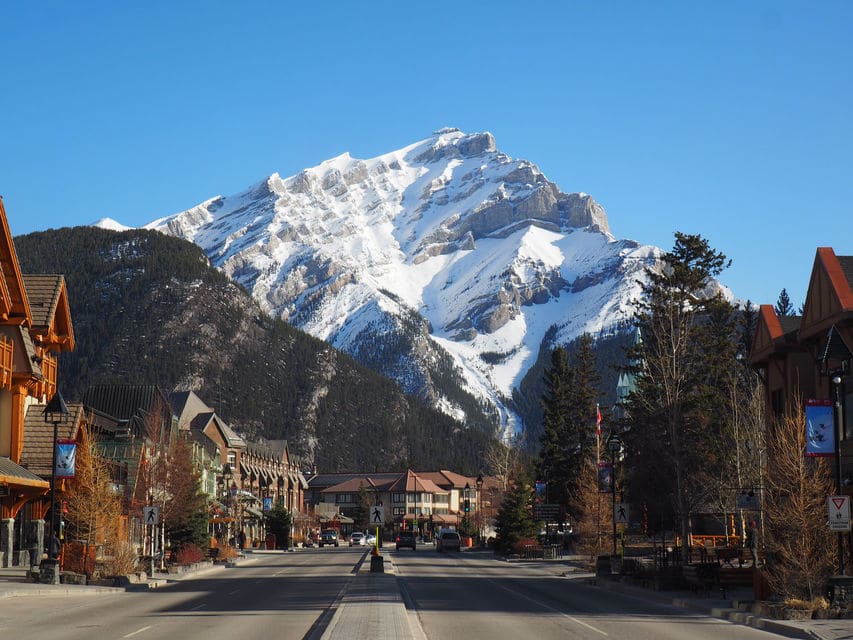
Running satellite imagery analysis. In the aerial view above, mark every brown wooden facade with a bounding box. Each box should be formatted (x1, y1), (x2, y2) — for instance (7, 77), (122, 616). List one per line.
(0, 197), (75, 566)
(749, 247), (853, 485)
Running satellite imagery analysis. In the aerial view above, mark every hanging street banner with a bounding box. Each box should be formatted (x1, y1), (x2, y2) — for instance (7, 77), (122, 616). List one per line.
(55, 440), (77, 478)
(598, 462), (612, 493)
(806, 399), (835, 457)
(263, 496), (273, 511)
(828, 496), (851, 532)
(534, 503), (561, 522)
(534, 481), (547, 503)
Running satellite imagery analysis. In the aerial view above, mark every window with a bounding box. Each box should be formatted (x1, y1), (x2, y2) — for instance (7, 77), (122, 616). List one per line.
(227, 451), (236, 467)
(434, 494), (449, 504)
(407, 492), (422, 504)
(393, 507), (406, 516)
(393, 493), (406, 504)
(336, 493), (353, 504)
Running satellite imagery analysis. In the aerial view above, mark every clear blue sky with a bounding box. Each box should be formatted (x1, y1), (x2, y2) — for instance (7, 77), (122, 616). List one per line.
(1, 1), (851, 309)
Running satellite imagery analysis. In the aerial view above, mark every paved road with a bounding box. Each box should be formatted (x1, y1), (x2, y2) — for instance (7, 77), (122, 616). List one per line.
(393, 548), (782, 640)
(0, 548), (366, 640)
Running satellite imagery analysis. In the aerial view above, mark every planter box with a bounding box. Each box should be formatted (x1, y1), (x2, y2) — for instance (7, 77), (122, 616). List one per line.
(782, 608), (813, 621)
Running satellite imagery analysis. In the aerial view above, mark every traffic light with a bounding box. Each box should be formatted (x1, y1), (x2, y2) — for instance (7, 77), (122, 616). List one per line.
(464, 499), (470, 513)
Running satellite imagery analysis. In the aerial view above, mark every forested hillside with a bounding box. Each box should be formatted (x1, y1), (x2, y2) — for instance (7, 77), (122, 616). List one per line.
(16, 227), (498, 473)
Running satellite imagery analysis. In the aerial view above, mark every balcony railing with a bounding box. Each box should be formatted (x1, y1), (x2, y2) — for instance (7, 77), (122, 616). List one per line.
(0, 336), (12, 390)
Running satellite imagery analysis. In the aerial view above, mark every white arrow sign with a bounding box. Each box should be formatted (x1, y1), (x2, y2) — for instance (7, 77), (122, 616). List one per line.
(828, 495), (851, 532)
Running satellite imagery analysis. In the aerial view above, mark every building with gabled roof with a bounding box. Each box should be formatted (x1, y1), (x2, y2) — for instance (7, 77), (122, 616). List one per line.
(310, 469), (488, 537)
(749, 247), (853, 496)
(0, 197), (75, 567)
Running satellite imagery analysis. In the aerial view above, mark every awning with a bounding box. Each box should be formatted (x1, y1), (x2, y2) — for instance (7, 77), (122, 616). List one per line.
(430, 513), (459, 525)
(244, 506), (264, 519)
(320, 513), (354, 524)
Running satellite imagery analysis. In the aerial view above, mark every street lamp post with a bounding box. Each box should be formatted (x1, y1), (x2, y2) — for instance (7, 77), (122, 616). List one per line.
(832, 374), (845, 576)
(463, 482), (471, 540)
(606, 432), (624, 557)
(43, 390), (70, 583)
(476, 474), (484, 546)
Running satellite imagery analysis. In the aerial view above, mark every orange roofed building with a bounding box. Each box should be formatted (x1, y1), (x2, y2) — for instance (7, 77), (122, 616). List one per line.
(0, 197), (76, 566)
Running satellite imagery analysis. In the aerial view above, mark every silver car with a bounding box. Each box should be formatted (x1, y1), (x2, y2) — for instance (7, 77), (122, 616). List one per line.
(436, 530), (461, 552)
(349, 532), (365, 546)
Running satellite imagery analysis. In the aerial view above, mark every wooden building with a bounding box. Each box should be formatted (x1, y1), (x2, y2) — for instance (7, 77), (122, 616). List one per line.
(749, 247), (853, 514)
(0, 197), (75, 566)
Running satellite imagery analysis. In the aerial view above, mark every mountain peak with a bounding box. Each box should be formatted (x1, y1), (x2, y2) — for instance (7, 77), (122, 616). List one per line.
(148, 130), (655, 433)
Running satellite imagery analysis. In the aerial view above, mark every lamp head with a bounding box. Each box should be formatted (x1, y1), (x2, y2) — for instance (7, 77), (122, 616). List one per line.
(43, 390), (70, 424)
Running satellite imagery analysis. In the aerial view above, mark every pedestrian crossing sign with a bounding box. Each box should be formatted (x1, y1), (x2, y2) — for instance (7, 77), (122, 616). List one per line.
(614, 503), (629, 525)
(370, 505), (385, 525)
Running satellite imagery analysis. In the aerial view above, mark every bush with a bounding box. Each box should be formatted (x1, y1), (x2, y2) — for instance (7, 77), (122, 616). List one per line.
(217, 544), (239, 560)
(511, 538), (539, 555)
(101, 541), (138, 577)
(175, 543), (205, 565)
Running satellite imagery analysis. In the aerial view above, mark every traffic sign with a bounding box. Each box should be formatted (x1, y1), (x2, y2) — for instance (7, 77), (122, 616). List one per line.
(143, 506), (160, 526)
(614, 503), (629, 525)
(370, 505), (385, 525)
(828, 496), (851, 532)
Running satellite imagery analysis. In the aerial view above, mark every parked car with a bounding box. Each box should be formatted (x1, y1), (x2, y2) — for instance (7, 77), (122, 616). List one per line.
(436, 529), (461, 552)
(349, 532), (365, 547)
(364, 532), (377, 547)
(395, 531), (416, 551)
(318, 529), (339, 547)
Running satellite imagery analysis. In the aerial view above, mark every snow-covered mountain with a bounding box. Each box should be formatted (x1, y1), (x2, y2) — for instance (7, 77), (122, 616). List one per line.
(144, 128), (662, 434)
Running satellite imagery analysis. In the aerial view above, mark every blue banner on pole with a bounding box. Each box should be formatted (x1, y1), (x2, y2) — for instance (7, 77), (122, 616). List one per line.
(806, 399), (834, 457)
(55, 440), (76, 477)
(598, 462), (613, 493)
(263, 496), (272, 511)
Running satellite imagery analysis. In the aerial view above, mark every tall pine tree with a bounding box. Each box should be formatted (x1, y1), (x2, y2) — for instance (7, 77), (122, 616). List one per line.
(622, 232), (735, 561)
(774, 288), (794, 317)
(538, 335), (601, 522)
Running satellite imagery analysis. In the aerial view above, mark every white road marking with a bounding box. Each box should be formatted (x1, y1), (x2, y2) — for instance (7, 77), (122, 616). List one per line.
(490, 578), (608, 636)
(123, 626), (151, 638)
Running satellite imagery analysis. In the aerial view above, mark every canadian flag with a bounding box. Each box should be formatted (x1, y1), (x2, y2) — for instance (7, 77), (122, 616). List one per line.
(596, 403), (602, 437)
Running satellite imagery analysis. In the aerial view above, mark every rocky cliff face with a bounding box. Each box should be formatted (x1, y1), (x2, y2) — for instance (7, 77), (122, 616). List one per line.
(147, 128), (660, 433)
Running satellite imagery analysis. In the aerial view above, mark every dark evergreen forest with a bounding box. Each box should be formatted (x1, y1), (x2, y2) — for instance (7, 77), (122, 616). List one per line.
(15, 227), (498, 474)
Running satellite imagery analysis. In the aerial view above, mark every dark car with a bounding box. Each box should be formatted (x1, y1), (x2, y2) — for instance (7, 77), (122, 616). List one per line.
(318, 529), (339, 547)
(395, 531), (416, 551)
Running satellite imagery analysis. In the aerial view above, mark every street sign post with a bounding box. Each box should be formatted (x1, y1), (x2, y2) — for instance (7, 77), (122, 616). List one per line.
(828, 495), (851, 532)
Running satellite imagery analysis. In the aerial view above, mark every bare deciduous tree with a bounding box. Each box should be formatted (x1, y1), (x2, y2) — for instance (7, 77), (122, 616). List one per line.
(764, 396), (835, 600)
(66, 432), (124, 576)
(574, 458), (609, 558)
